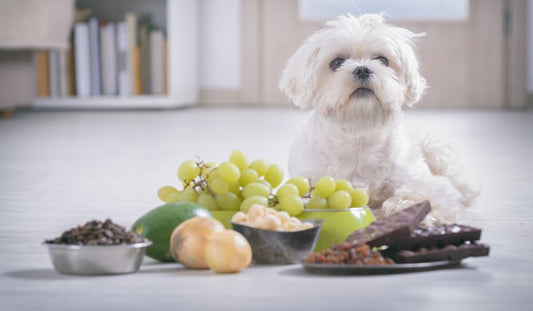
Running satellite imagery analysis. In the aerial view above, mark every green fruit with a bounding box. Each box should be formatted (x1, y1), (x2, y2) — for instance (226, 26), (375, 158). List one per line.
(131, 202), (212, 262)
(315, 176), (336, 198)
(298, 206), (376, 251)
(278, 194), (304, 216)
(328, 190), (352, 209)
(287, 176), (311, 196)
(350, 188), (370, 207)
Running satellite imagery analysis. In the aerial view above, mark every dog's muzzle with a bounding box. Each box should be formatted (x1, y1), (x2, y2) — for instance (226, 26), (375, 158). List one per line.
(353, 66), (372, 81)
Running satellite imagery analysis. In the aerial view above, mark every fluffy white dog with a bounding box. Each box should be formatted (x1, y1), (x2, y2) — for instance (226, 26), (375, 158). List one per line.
(279, 14), (477, 225)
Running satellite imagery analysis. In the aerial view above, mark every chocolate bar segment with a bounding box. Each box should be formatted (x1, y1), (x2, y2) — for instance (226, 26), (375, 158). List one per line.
(391, 224), (482, 250)
(392, 242), (490, 263)
(346, 200), (431, 247)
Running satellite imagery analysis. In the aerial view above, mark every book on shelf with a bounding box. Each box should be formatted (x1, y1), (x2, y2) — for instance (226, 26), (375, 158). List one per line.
(88, 17), (102, 96)
(48, 50), (60, 97)
(74, 22), (91, 97)
(100, 22), (118, 95)
(68, 48), (76, 96)
(139, 21), (151, 94)
(117, 21), (129, 96)
(36, 50), (50, 97)
(164, 39), (168, 95)
(150, 30), (165, 95)
(125, 13), (140, 95)
(58, 49), (70, 96)
(37, 10), (167, 99)
(133, 46), (142, 95)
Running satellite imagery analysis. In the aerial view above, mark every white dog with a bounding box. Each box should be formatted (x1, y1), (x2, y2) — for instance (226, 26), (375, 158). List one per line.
(280, 14), (477, 225)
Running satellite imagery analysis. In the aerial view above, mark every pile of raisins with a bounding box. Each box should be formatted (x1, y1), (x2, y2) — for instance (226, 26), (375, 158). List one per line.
(46, 219), (146, 246)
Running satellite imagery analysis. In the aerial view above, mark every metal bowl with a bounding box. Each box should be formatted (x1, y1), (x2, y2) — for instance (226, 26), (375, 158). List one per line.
(231, 219), (322, 265)
(44, 241), (152, 275)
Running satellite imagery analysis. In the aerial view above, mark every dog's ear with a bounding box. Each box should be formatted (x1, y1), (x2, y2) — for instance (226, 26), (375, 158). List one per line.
(279, 42), (321, 109)
(396, 29), (428, 107)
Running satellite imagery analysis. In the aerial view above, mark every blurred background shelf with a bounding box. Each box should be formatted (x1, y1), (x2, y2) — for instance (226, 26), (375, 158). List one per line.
(32, 0), (198, 109)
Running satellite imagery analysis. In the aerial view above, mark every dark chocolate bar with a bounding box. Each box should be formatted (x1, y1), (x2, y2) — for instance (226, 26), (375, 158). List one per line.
(392, 242), (490, 263)
(391, 224), (482, 250)
(345, 200), (431, 247)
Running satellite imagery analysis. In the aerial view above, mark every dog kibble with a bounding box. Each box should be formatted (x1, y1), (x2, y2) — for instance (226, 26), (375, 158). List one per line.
(46, 218), (147, 245)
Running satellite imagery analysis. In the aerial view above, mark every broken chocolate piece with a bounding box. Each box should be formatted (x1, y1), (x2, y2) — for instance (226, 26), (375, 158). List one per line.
(391, 224), (482, 250)
(392, 242), (490, 263)
(345, 200), (431, 247)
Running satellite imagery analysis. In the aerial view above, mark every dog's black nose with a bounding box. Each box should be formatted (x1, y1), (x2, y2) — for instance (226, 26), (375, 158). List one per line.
(353, 66), (372, 80)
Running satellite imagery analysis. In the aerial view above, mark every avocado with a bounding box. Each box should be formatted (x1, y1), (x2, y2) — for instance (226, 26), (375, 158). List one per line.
(132, 202), (212, 262)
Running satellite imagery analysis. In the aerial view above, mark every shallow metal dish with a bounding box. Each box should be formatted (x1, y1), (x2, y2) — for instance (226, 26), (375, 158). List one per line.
(302, 260), (462, 275)
(44, 241), (152, 275)
(232, 219), (322, 265)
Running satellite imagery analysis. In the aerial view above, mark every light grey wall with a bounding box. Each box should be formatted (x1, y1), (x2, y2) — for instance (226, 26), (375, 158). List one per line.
(198, 0), (242, 90)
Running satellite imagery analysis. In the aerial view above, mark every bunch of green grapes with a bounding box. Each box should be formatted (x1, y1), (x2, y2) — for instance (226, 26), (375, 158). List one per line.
(304, 176), (369, 210)
(157, 150), (285, 214)
(157, 150), (370, 217)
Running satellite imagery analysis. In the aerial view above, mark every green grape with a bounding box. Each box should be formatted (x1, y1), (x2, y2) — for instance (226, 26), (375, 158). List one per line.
(265, 164), (283, 188)
(314, 176), (336, 198)
(157, 185), (178, 201)
(276, 183), (299, 198)
(228, 182), (241, 194)
(200, 162), (216, 179)
(177, 159), (200, 181)
(287, 176), (311, 196)
(239, 168), (258, 186)
(165, 192), (181, 203)
(217, 161), (241, 184)
(255, 178), (272, 191)
(206, 169), (218, 186)
(335, 179), (353, 192)
(216, 192), (241, 211)
(249, 159), (269, 176)
(306, 195), (328, 210)
(229, 150), (248, 170)
(178, 188), (197, 203)
(350, 188), (370, 207)
(197, 193), (218, 211)
(211, 177), (229, 195)
(240, 195), (268, 213)
(242, 182), (270, 199)
(278, 195), (304, 216)
(328, 190), (352, 209)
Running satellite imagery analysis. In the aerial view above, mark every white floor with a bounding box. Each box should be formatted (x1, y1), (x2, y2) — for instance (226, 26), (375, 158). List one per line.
(1, 107), (532, 310)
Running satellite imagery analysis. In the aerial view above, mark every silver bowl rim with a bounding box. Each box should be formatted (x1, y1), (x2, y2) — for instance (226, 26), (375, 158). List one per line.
(231, 219), (323, 234)
(43, 240), (152, 250)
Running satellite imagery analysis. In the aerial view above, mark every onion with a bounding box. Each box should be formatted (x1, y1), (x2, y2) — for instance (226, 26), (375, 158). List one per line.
(170, 217), (225, 269)
(204, 230), (252, 273)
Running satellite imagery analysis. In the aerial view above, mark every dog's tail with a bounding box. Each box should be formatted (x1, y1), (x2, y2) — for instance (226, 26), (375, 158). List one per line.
(420, 136), (480, 207)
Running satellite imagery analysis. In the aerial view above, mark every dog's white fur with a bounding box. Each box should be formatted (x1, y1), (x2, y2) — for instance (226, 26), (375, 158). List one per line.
(279, 14), (477, 225)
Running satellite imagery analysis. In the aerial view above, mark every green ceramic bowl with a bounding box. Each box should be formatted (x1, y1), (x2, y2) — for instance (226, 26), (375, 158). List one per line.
(297, 207), (375, 251)
(210, 210), (238, 229)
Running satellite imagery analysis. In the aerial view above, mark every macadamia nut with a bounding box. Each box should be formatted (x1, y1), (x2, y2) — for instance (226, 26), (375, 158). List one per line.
(231, 204), (314, 232)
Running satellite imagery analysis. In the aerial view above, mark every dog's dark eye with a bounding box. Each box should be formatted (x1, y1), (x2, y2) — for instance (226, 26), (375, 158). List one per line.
(330, 58), (345, 71)
(374, 56), (389, 66)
